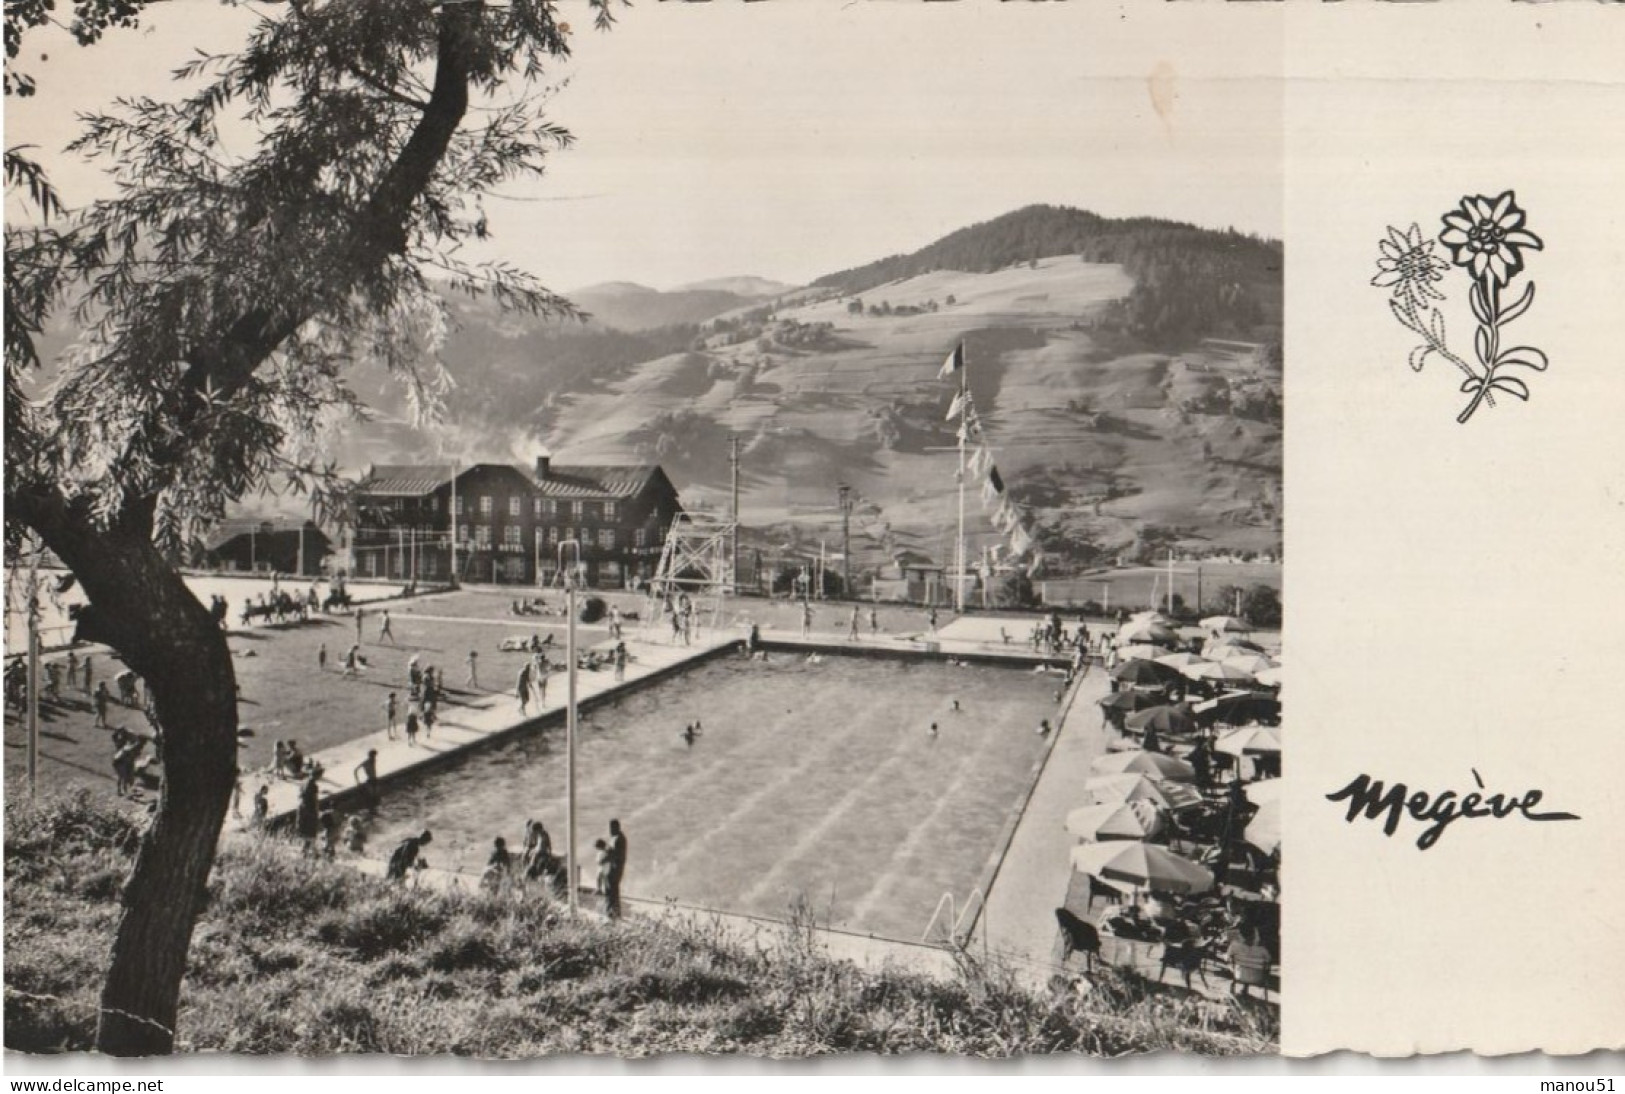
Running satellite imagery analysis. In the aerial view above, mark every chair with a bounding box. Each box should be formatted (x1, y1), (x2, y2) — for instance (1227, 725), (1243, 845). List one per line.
(1054, 908), (1101, 972)
(1087, 874), (1123, 913)
(1159, 940), (1211, 990)
(1229, 942), (1273, 1000)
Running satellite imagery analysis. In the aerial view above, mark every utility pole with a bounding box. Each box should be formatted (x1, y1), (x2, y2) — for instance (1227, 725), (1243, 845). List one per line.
(26, 582), (40, 797)
(729, 434), (740, 594)
(448, 463), (459, 587)
(837, 483), (852, 600)
(1196, 564), (1203, 617)
(1166, 549), (1176, 615)
(560, 538), (581, 916)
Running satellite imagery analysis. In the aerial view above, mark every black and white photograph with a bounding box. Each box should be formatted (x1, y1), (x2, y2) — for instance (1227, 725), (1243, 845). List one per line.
(3, 0), (1283, 1061)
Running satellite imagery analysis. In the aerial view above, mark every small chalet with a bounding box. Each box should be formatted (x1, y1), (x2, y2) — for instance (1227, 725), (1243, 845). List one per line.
(200, 520), (330, 577)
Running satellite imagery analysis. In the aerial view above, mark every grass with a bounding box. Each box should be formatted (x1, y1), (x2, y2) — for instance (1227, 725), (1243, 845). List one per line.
(4, 790), (1277, 1057)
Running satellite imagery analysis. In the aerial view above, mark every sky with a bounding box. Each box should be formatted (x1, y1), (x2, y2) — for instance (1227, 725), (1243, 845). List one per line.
(4, 1), (1283, 291)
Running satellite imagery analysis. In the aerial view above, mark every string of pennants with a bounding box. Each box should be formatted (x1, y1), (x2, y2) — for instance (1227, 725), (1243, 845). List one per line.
(939, 343), (1042, 578)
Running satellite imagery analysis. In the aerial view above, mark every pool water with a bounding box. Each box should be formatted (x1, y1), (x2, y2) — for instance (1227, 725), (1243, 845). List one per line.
(368, 653), (1059, 941)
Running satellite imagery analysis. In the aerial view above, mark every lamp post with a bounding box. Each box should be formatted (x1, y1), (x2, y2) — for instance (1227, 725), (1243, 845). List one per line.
(26, 582), (40, 797)
(558, 538), (582, 915)
(837, 483), (852, 600)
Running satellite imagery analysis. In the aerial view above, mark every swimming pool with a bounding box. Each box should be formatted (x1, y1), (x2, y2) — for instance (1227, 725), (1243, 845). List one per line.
(367, 652), (1060, 941)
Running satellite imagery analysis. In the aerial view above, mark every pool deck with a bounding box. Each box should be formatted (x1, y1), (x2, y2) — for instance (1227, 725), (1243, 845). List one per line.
(241, 607), (1094, 983)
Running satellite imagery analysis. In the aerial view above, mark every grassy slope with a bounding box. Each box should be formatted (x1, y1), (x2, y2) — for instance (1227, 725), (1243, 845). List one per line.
(4, 792), (1276, 1057)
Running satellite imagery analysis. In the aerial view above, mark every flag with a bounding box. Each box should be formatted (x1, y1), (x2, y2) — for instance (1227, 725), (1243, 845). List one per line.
(964, 403), (983, 439)
(1026, 553), (1044, 579)
(938, 343), (965, 379)
(969, 445), (992, 477)
(1010, 524), (1034, 556)
(946, 393), (964, 421)
(994, 497), (1018, 532)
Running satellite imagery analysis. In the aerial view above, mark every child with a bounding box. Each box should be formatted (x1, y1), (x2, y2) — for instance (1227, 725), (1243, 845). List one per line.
(342, 814), (367, 854)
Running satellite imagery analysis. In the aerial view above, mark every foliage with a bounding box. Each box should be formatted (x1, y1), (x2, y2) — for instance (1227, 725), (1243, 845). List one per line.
(4, 793), (1277, 1057)
(3, 0), (618, 1054)
(7, 0), (615, 552)
(1241, 584), (1281, 629)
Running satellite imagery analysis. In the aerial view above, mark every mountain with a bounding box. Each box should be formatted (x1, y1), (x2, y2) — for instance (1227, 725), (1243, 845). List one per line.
(569, 281), (766, 332)
(674, 276), (798, 298)
(204, 205), (1282, 569)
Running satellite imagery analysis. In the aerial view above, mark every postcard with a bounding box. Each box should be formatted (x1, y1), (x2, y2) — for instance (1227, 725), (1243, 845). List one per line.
(2, 0), (1620, 1071)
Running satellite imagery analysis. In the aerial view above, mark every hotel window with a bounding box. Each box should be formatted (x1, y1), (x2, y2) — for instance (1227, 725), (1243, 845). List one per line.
(473, 525), (491, 548)
(599, 528), (616, 549)
(508, 496), (521, 518)
(603, 500), (618, 521)
(570, 500), (584, 521)
(479, 495), (492, 517)
(503, 525), (522, 549)
(634, 528), (646, 549)
(546, 526), (558, 545)
(430, 496), (441, 513)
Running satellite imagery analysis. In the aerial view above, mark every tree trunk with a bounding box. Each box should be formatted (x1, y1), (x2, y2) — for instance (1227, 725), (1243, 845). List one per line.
(33, 510), (238, 1056)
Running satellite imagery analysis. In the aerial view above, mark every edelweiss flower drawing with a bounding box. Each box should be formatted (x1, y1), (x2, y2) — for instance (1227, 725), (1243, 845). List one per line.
(1376, 191), (1547, 424)
(1372, 224), (1448, 313)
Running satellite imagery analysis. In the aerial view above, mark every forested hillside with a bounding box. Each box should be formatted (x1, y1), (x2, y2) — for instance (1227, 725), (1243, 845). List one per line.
(815, 204), (1281, 346)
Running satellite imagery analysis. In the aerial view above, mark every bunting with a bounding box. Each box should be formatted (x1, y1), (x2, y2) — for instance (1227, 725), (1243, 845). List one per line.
(945, 392), (965, 421)
(969, 445), (992, 478)
(980, 466), (1005, 508)
(963, 402), (983, 439)
(1009, 524), (1034, 556)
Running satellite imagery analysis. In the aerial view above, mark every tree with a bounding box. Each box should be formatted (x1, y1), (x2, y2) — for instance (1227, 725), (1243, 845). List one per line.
(1242, 584), (1282, 629)
(5, 0), (613, 1055)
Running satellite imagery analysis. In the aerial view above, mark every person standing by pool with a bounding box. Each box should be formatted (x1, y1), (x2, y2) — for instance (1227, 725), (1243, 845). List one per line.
(343, 814), (367, 855)
(848, 605), (861, 641)
(926, 607), (938, 635)
(605, 818), (627, 919)
(92, 681), (111, 728)
(296, 772), (321, 857)
(593, 838), (612, 901)
(613, 642), (626, 682)
(532, 653), (549, 706)
(354, 748), (380, 808)
(515, 662), (532, 715)
(404, 706), (419, 747)
(465, 649), (479, 688)
(378, 609), (396, 644)
(386, 830), (432, 882)
(869, 606), (879, 637)
(252, 784), (270, 827)
(800, 600), (813, 638)
(318, 642), (328, 672)
(82, 654), (94, 696)
(384, 692), (399, 740)
(67, 650), (79, 690)
(355, 606), (365, 645)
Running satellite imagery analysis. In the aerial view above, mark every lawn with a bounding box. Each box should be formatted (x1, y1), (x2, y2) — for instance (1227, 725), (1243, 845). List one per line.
(2, 590), (613, 798)
(366, 653), (1060, 942)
